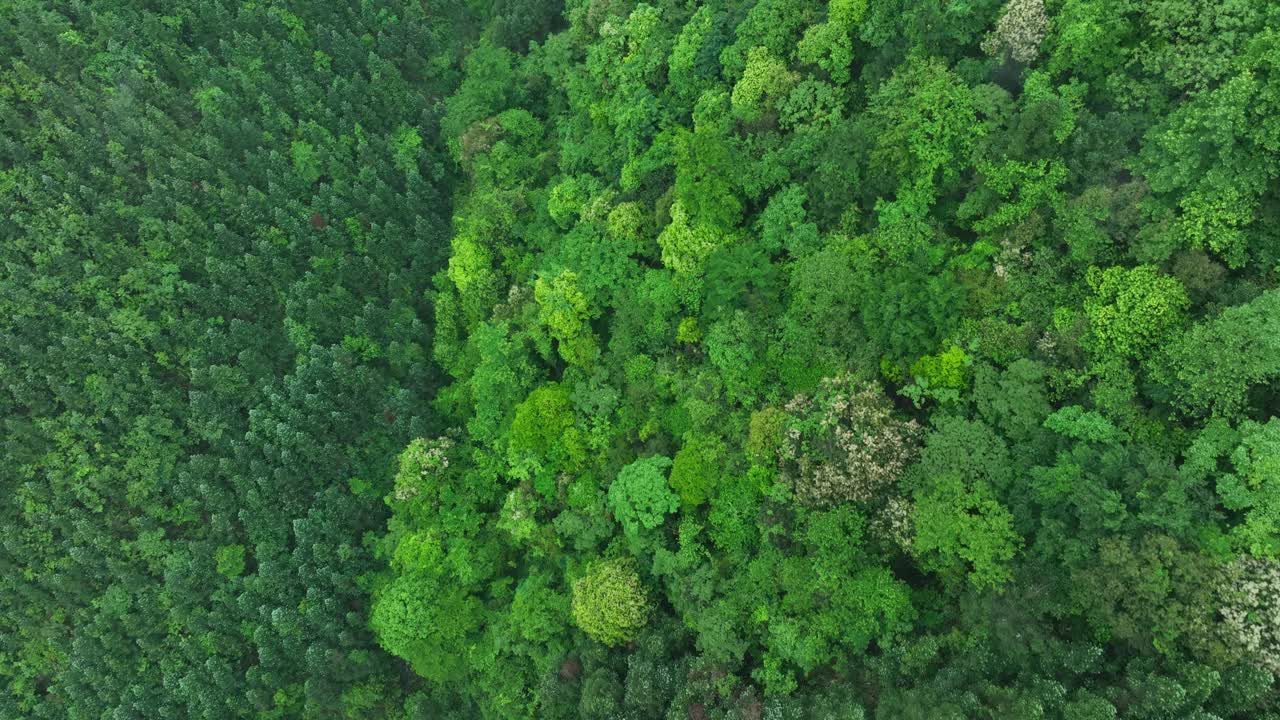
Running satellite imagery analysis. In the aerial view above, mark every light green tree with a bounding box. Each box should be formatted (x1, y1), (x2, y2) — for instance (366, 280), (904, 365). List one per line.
(571, 558), (651, 646)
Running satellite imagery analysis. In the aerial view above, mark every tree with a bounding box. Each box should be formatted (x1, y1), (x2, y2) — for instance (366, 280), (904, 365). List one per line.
(370, 574), (484, 684)
(1221, 556), (1280, 675)
(865, 56), (981, 197)
(510, 382), (586, 495)
(780, 376), (923, 506)
(571, 558), (651, 647)
(1069, 533), (1225, 657)
(1214, 419), (1280, 556)
(913, 473), (1021, 589)
(981, 0), (1049, 64)
(1084, 265), (1189, 359)
(797, 0), (866, 85)
(1153, 289), (1280, 417)
(730, 47), (798, 123)
(669, 433), (725, 508)
(607, 456), (679, 539)
(537, 270), (600, 368)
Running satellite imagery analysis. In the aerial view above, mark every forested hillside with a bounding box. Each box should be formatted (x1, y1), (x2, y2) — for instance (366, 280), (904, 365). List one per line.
(0, 1), (486, 716)
(5, 1), (1280, 719)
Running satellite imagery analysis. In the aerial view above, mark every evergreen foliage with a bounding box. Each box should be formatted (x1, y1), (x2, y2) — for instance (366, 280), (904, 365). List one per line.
(6, 1), (1280, 718)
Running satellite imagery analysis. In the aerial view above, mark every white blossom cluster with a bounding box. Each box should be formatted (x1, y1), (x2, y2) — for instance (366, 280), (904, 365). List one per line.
(982, 0), (1049, 64)
(393, 436), (454, 502)
(780, 375), (922, 507)
(1221, 556), (1280, 673)
(870, 495), (916, 553)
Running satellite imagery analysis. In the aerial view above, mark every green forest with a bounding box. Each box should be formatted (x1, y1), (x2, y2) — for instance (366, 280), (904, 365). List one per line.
(4, 0), (1280, 717)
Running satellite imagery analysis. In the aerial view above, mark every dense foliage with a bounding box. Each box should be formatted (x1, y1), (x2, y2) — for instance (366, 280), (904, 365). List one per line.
(0, 1), (485, 716)
(6, 1), (1280, 719)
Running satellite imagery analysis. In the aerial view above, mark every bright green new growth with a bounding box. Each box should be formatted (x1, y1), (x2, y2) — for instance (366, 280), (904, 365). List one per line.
(535, 270), (598, 367)
(910, 345), (971, 391)
(571, 558), (651, 646)
(1085, 265), (1189, 358)
(214, 544), (246, 578)
(391, 124), (423, 173)
(731, 47), (797, 122)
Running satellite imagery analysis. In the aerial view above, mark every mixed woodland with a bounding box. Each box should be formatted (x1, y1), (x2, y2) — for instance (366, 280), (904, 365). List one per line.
(5, 1), (1280, 718)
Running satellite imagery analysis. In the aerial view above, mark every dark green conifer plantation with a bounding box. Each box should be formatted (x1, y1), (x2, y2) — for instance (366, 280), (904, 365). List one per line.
(0, 1), (519, 716)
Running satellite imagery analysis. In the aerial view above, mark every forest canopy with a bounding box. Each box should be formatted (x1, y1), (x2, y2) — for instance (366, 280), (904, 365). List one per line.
(4, 1), (1280, 719)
